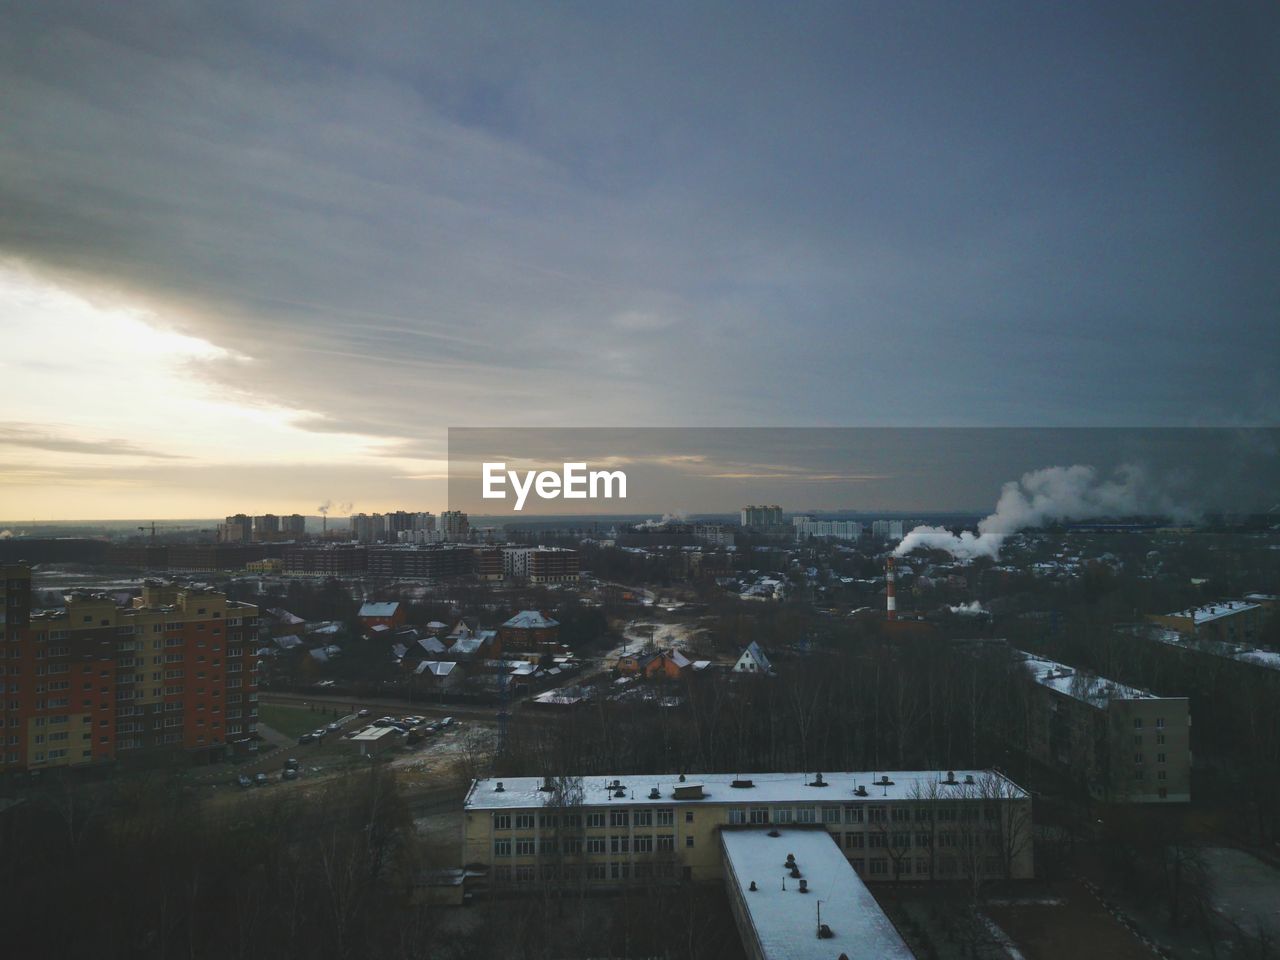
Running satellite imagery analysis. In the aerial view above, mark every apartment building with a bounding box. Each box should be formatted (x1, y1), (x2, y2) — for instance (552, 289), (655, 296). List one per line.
(1016, 651), (1191, 803)
(463, 769), (1032, 889)
(1148, 601), (1264, 645)
(1, 572), (258, 771)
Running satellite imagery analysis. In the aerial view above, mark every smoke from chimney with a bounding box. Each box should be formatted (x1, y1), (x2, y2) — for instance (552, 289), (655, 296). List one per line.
(895, 464), (1188, 561)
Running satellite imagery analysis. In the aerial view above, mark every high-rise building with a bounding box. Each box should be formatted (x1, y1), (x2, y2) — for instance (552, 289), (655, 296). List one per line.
(281, 514), (307, 537)
(253, 514), (280, 541)
(793, 516), (863, 541)
(740, 505), (783, 529)
(221, 514), (251, 543)
(438, 510), (470, 542)
(871, 519), (905, 541)
(350, 513), (387, 543)
(1, 571), (259, 771)
(386, 511), (416, 540)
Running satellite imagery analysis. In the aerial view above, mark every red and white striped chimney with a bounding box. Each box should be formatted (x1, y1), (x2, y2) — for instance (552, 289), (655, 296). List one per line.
(886, 556), (897, 620)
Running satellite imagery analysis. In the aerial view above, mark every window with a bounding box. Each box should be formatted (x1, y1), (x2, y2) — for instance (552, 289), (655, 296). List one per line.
(892, 832), (911, 848)
(845, 832), (864, 849)
(867, 806), (886, 823)
(1134, 770), (1145, 781)
(587, 837), (606, 854)
(891, 806), (911, 822)
(562, 837), (582, 855)
(1157, 752), (1166, 764)
(1156, 733), (1166, 745)
(609, 835), (630, 854)
(656, 808), (674, 826)
(728, 808), (746, 824)
(750, 807), (770, 824)
(514, 865), (535, 882)
(610, 809), (629, 827)
(515, 813), (535, 830)
(1158, 787), (1168, 799)
(494, 838), (511, 857)
(634, 835), (653, 853)
(685, 835), (694, 847)
(1134, 753), (1144, 764)
(586, 863), (607, 880)
(609, 862), (630, 880)
(868, 833), (886, 848)
(657, 835), (675, 852)
(774, 807), (794, 823)
(587, 812), (605, 828)
(540, 814), (558, 829)
(633, 809), (652, 827)
(822, 805), (841, 824)
(916, 832), (932, 847)
(684, 810), (694, 823)
(1156, 717), (1165, 729)
(845, 806), (864, 824)
(851, 859), (866, 875)
(514, 838), (536, 856)
(1133, 718), (1143, 729)
(795, 807), (816, 823)
(1157, 770), (1167, 781)
(540, 838), (557, 855)
(1133, 734), (1143, 746)
(870, 859), (888, 876)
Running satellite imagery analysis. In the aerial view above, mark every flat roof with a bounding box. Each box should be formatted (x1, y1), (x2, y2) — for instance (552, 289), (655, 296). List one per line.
(1165, 601), (1260, 624)
(1017, 651), (1166, 707)
(721, 828), (913, 960)
(1139, 625), (1280, 673)
(349, 725), (398, 742)
(464, 769), (1026, 811)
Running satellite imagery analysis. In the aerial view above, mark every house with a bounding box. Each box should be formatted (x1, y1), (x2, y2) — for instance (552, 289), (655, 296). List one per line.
(358, 600), (406, 631)
(498, 609), (561, 650)
(266, 607), (306, 637)
(644, 648), (693, 680)
(616, 651), (658, 676)
(732, 641), (773, 675)
(413, 660), (461, 690)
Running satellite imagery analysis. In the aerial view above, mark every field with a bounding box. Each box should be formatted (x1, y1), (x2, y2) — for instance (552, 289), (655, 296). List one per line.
(257, 702), (337, 740)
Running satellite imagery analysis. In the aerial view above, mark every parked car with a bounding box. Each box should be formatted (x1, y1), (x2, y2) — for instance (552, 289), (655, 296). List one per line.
(284, 757), (300, 770)
(372, 717), (395, 727)
(357, 708), (371, 717)
(311, 728), (327, 739)
(298, 733), (315, 744)
(254, 773), (269, 786)
(236, 774), (252, 788)
(282, 768), (299, 781)
(326, 722), (341, 733)
(440, 716), (454, 727)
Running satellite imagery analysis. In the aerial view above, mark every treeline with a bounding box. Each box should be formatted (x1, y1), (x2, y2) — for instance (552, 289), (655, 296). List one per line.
(0, 767), (444, 960)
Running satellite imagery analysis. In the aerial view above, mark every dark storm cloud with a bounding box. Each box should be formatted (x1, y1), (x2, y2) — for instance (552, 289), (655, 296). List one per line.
(2, 0), (1278, 442)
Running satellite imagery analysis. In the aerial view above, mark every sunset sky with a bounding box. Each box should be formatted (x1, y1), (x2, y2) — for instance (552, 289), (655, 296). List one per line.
(2, 2), (1277, 519)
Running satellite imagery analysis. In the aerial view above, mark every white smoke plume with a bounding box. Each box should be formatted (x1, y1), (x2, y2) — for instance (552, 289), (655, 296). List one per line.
(948, 600), (988, 615)
(896, 464), (1184, 561)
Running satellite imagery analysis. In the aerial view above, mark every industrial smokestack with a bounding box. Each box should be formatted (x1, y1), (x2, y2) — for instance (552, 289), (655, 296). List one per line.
(886, 556), (897, 621)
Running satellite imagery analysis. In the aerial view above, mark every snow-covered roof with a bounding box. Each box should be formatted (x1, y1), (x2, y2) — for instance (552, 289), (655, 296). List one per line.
(1017, 651), (1164, 707)
(720, 828), (913, 960)
(464, 769), (1025, 811)
(359, 601), (401, 618)
(274, 634), (303, 650)
(738, 641), (772, 672)
(417, 636), (447, 654)
(502, 609), (560, 629)
(1138, 625), (1280, 673)
(1165, 601), (1261, 624)
(414, 660), (457, 677)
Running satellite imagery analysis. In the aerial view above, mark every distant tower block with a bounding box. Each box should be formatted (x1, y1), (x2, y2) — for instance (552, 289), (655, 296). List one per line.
(886, 556), (897, 621)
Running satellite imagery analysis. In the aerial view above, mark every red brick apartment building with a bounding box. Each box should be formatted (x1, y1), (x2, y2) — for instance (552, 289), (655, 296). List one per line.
(1, 568), (259, 771)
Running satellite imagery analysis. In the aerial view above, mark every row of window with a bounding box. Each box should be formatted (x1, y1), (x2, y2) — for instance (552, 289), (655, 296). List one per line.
(493, 803), (998, 831)
(492, 861), (679, 883)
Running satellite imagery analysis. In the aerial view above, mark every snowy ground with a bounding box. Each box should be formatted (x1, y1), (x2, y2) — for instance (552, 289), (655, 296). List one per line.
(1203, 846), (1280, 939)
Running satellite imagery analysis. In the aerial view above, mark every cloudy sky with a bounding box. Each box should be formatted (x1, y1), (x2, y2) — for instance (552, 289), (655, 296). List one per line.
(1, 2), (1277, 518)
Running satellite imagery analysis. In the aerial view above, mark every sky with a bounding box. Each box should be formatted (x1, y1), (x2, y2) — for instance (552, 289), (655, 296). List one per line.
(1, 2), (1277, 519)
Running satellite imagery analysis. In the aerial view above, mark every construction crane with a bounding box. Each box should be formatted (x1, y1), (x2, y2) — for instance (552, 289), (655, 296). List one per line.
(137, 522), (159, 541)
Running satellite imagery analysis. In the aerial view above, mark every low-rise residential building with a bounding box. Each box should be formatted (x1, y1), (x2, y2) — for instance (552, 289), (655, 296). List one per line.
(358, 601), (405, 631)
(733, 641), (773, 675)
(498, 610), (560, 650)
(1148, 601), (1264, 645)
(1015, 651), (1191, 803)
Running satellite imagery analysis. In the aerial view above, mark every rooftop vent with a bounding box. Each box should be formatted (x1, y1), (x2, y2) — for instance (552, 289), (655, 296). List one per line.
(494, 782), (504, 792)
(798, 878), (809, 893)
(748, 880), (757, 891)
(784, 853), (796, 867)
(808, 772), (827, 787)
(878, 775), (894, 786)
(854, 785), (868, 797)
(648, 787), (661, 800)
(731, 778), (754, 789)
(678, 773), (686, 782)
(945, 770), (957, 784)
(819, 924), (834, 939)
(767, 829), (780, 838)
(964, 774), (975, 785)
(613, 787), (626, 799)
(672, 782), (704, 800)
(539, 776), (554, 792)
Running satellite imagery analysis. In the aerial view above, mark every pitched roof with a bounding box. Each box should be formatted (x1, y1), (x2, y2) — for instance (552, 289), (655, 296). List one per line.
(358, 601), (401, 618)
(739, 640), (772, 671)
(502, 609), (560, 629)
